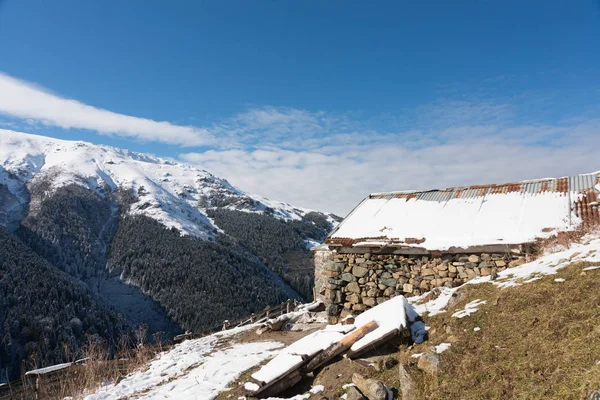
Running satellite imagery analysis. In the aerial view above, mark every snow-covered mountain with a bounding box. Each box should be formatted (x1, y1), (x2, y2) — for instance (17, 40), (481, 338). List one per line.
(0, 129), (337, 237)
(0, 130), (340, 382)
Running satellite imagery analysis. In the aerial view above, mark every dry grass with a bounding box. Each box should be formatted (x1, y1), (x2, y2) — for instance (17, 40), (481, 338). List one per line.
(265, 261), (600, 400)
(408, 261), (600, 400)
(19, 328), (160, 400)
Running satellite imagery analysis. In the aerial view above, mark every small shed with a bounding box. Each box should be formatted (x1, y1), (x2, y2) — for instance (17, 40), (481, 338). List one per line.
(314, 171), (600, 319)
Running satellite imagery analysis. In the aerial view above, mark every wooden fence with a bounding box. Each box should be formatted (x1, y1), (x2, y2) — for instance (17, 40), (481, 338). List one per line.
(0, 299), (298, 399)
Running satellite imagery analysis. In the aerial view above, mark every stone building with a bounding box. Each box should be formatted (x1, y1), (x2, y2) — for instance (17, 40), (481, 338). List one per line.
(314, 172), (600, 321)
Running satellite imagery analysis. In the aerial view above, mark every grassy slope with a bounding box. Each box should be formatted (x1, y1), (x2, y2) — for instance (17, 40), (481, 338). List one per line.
(349, 261), (600, 400)
(219, 261), (600, 400)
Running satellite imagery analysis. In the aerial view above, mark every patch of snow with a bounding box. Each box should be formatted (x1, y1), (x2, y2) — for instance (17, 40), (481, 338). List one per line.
(351, 296), (418, 353)
(411, 353), (423, 359)
(554, 278), (566, 282)
(342, 383), (356, 389)
(452, 299), (486, 319)
(435, 343), (451, 354)
(25, 362), (72, 375)
(410, 287), (457, 317)
(583, 266), (600, 271)
(251, 327), (346, 384)
(244, 382), (260, 392)
(310, 385), (324, 394)
(85, 333), (282, 400)
(473, 327), (481, 332)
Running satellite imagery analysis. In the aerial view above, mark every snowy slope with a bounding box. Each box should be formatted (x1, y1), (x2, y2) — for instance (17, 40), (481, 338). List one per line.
(0, 130), (333, 237)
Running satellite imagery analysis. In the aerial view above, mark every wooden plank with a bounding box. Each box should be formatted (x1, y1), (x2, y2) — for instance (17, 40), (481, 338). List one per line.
(345, 328), (399, 359)
(303, 321), (378, 373)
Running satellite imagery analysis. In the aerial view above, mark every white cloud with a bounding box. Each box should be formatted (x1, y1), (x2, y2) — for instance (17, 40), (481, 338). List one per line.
(181, 112), (600, 216)
(0, 72), (213, 146)
(2, 72), (598, 216)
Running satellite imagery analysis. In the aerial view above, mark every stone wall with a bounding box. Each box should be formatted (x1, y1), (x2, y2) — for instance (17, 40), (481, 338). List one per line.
(314, 248), (527, 321)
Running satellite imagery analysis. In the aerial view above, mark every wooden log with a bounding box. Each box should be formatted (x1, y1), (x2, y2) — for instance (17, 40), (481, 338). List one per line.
(345, 328), (399, 359)
(303, 321), (378, 373)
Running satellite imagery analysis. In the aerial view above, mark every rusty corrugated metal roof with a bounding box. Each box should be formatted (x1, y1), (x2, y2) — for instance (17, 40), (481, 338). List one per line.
(327, 171), (600, 248)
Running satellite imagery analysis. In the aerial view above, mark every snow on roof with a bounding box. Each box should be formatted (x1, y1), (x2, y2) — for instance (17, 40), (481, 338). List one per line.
(328, 172), (600, 251)
(24, 362), (72, 376)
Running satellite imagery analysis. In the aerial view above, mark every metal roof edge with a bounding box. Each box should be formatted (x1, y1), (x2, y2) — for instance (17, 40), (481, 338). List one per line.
(367, 170), (600, 198)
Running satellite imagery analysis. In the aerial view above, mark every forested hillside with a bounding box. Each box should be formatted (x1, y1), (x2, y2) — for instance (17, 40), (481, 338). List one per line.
(107, 216), (296, 331)
(0, 228), (128, 381)
(17, 184), (117, 279)
(207, 209), (337, 299)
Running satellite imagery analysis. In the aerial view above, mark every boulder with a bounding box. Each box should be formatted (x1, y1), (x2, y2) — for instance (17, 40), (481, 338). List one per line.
(352, 373), (387, 400)
(346, 386), (367, 400)
(417, 352), (440, 375)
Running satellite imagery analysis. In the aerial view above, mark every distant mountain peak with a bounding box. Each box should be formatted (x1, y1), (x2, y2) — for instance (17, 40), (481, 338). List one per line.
(0, 129), (336, 237)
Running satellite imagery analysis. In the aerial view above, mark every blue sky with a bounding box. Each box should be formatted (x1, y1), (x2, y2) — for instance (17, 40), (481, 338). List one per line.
(0, 0), (599, 214)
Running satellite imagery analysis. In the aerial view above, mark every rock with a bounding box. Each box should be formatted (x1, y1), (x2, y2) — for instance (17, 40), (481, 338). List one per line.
(509, 259), (526, 267)
(403, 283), (413, 293)
(468, 255), (480, 263)
(421, 268), (435, 276)
(398, 365), (415, 400)
(437, 263), (448, 271)
(347, 282), (361, 293)
(381, 271), (392, 279)
(417, 352), (440, 375)
(383, 287), (395, 296)
(380, 278), (397, 287)
(352, 304), (368, 311)
(346, 386), (367, 400)
(363, 297), (377, 307)
(341, 273), (356, 282)
(480, 268), (492, 276)
(495, 260), (506, 267)
(448, 265), (457, 273)
(347, 294), (361, 304)
(352, 373), (387, 400)
(353, 266), (369, 278)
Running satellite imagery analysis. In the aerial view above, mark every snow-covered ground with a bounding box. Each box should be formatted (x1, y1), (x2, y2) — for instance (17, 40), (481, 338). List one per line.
(85, 326), (283, 400)
(0, 129), (336, 237)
